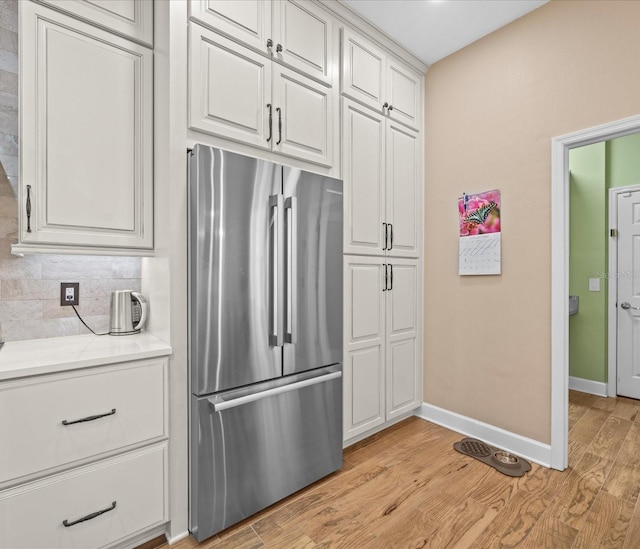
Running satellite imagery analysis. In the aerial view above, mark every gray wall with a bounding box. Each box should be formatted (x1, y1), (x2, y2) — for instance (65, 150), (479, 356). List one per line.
(0, 0), (141, 342)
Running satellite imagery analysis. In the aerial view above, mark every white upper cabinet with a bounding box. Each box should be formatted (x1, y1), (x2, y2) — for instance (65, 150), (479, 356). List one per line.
(343, 99), (420, 258)
(271, 0), (333, 85)
(14, 2), (153, 254)
(189, 0), (272, 53)
(190, 0), (334, 85)
(272, 64), (333, 166)
(189, 27), (272, 150)
(189, 18), (335, 168)
(37, 0), (153, 46)
(341, 28), (422, 132)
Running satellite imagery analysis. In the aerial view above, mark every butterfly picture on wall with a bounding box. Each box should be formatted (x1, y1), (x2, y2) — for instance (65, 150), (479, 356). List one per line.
(458, 189), (501, 237)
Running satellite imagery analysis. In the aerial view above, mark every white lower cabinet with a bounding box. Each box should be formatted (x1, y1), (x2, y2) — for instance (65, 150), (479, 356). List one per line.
(0, 357), (169, 549)
(343, 256), (421, 442)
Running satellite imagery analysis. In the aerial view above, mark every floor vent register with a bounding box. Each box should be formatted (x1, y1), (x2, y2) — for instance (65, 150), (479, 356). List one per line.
(453, 438), (531, 477)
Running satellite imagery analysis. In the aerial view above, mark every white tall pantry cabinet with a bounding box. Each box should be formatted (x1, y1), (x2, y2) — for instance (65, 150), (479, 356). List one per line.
(186, 1), (425, 446)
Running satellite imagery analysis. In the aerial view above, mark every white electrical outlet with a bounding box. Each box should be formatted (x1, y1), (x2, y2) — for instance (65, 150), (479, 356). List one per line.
(60, 282), (79, 306)
(65, 287), (75, 301)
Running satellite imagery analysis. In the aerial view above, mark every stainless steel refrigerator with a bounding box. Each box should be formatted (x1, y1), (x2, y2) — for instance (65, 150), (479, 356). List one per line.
(188, 145), (343, 541)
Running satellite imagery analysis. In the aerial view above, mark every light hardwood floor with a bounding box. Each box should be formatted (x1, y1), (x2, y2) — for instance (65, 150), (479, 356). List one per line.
(164, 391), (640, 548)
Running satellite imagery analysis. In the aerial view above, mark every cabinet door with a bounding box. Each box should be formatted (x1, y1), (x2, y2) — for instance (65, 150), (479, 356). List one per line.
(386, 58), (421, 131)
(341, 27), (386, 113)
(386, 121), (420, 258)
(343, 256), (386, 441)
(272, 64), (333, 167)
(39, 0), (153, 46)
(272, 0), (334, 85)
(342, 99), (386, 256)
(20, 2), (153, 250)
(189, 23), (272, 150)
(189, 0), (272, 54)
(386, 260), (420, 419)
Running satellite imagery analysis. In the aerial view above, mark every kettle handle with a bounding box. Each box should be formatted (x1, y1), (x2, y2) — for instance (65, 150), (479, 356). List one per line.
(131, 292), (148, 331)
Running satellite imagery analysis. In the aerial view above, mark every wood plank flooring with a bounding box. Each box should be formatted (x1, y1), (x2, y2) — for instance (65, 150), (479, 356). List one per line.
(163, 391), (640, 548)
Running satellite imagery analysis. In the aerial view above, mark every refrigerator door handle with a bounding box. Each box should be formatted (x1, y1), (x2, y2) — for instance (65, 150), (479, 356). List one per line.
(285, 196), (297, 344)
(270, 194), (285, 347)
(208, 371), (342, 412)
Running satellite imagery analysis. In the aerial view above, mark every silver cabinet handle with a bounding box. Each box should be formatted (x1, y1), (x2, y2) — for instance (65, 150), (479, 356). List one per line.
(276, 43), (283, 53)
(389, 223), (393, 250)
(388, 104), (394, 111)
(209, 371), (342, 412)
(621, 302), (640, 310)
(285, 196), (297, 344)
(63, 501), (116, 527)
(270, 194), (285, 347)
(267, 38), (273, 50)
(382, 223), (388, 250)
(382, 102), (389, 111)
(389, 264), (393, 290)
(62, 408), (116, 426)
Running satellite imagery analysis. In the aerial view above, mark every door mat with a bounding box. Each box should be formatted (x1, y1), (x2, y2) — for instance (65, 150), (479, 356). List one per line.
(453, 437), (531, 477)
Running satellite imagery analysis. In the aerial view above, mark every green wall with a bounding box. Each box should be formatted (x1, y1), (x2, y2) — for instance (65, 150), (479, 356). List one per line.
(569, 133), (640, 382)
(569, 143), (607, 382)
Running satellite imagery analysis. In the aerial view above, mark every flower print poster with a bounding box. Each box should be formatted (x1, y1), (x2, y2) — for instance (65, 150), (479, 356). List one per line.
(458, 189), (501, 275)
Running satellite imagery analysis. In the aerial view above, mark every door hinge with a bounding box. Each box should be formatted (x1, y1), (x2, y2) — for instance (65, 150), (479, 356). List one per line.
(610, 228), (618, 237)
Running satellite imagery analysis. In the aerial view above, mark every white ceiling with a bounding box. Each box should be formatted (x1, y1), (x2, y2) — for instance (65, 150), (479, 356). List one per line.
(342, 0), (549, 66)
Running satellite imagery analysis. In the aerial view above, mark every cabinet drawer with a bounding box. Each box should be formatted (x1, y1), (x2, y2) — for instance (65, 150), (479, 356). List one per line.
(0, 359), (166, 484)
(0, 444), (167, 549)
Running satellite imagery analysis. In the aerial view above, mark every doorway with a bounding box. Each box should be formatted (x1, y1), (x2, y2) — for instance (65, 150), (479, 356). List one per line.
(551, 114), (640, 470)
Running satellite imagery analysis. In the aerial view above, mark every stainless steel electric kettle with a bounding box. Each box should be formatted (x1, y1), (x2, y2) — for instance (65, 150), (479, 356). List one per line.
(109, 290), (148, 335)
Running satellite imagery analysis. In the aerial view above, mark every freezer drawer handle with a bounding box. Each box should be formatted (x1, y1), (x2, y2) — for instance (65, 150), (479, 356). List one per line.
(63, 501), (116, 527)
(209, 371), (342, 412)
(62, 408), (116, 426)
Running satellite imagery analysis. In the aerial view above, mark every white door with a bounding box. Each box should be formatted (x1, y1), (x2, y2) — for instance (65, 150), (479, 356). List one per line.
(343, 256), (386, 440)
(386, 259), (420, 418)
(386, 59), (421, 132)
(272, 64), (333, 167)
(342, 98), (386, 256)
(617, 190), (640, 399)
(20, 2), (153, 250)
(386, 121), (420, 258)
(189, 0), (272, 54)
(189, 23), (272, 149)
(341, 27), (386, 113)
(272, 0), (334, 85)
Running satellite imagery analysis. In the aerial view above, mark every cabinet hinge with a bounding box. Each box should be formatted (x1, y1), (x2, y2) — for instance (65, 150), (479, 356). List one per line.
(610, 228), (618, 237)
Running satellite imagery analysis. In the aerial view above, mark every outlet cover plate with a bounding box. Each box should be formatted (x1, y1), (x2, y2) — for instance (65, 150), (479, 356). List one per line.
(60, 282), (79, 306)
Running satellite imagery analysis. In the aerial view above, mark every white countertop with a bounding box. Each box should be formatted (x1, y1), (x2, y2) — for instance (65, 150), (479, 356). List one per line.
(0, 332), (172, 381)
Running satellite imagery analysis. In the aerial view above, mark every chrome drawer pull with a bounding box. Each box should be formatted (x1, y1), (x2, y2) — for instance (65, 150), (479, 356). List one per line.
(63, 501), (116, 527)
(62, 408), (116, 426)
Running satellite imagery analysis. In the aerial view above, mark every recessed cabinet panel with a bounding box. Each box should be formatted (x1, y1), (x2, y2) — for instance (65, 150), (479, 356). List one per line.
(273, 0), (333, 84)
(386, 60), (421, 131)
(387, 262), (417, 337)
(387, 337), (418, 418)
(39, 0), (153, 46)
(344, 346), (385, 438)
(348, 263), (384, 343)
(19, 2), (153, 250)
(343, 99), (385, 255)
(386, 122), (419, 258)
(189, 24), (271, 149)
(189, 0), (271, 53)
(272, 65), (332, 166)
(341, 28), (385, 111)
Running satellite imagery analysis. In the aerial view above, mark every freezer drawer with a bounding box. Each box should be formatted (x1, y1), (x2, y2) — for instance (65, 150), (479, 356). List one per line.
(189, 367), (343, 541)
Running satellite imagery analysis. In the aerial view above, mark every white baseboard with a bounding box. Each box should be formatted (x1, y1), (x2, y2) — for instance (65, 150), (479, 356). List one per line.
(417, 402), (552, 468)
(167, 531), (190, 545)
(568, 376), (608, 397)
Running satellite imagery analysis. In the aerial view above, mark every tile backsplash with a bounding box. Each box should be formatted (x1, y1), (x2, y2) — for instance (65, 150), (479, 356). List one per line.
(0, 1), (141, 342)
